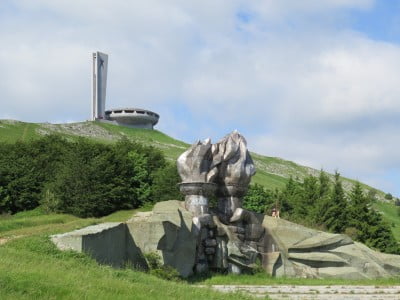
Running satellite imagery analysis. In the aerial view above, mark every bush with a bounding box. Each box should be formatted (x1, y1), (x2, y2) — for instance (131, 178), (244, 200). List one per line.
(144, 252), (162, 269)
(151, 163), (183, 203)
(243, 184), (273, 214)
(144, 252), (181, 282)
(385, 193), (393, 200)
(344, 227), (359, 240)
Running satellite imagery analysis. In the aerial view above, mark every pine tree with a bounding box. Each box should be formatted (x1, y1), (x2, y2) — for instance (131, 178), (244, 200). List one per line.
(347, 181), (369, 240)
(313, 170), (331, 227)
(301, 175), (319, 222)
(322, 172), (348, 233)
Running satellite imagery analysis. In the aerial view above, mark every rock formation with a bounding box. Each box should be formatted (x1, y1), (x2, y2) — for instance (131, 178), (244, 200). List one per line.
(262, 216), (400, 279)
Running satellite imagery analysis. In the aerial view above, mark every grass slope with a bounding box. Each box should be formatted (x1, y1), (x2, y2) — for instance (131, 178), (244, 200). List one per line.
(0, 209), (253, 300)
(374, 201), (400, 242)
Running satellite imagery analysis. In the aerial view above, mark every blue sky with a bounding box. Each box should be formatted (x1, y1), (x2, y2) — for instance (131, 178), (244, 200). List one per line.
(0, 0), (399, 197)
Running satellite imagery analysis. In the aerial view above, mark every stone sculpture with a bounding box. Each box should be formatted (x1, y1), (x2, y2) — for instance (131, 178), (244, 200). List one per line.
(177, 131), (263, 274)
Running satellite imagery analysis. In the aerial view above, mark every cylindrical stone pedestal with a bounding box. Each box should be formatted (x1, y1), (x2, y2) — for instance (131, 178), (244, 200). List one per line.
(217, 184), (248, 224)
(178, 182), (216, 216)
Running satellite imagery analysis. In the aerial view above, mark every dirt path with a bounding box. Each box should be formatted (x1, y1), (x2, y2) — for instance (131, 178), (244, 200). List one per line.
(21, 124), (30, 141)
(0, 235), (24, 246)
(208, 285), (400, 299)
(0, 237), (10, 245)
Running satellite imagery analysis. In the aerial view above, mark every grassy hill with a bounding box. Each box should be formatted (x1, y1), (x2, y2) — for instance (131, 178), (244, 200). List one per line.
(0, 119), (398, 239)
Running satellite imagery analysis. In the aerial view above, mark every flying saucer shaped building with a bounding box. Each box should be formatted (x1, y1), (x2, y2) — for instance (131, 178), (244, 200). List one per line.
(105, 108), (159, 129)
(91, 51), (159, 129)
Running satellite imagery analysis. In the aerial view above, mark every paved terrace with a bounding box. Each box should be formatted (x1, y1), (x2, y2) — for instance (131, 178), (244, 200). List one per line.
(205, 285), (400, 299)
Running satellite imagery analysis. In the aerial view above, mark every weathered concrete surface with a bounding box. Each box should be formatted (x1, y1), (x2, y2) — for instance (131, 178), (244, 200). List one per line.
(126, 200), (198, 277)
(263, 216), (400, 279)
(51, 201), (198, 277)
(207, 285), (400, 299)
(51, 201), (400, 280)
(51, 222), (147, 269)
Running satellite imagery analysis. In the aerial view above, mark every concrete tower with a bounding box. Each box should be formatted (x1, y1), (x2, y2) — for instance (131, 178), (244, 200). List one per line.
(92, 51), (108, 120)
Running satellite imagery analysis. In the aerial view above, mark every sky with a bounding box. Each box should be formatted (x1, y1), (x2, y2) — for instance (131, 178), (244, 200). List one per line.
(0, 0), (399, 197)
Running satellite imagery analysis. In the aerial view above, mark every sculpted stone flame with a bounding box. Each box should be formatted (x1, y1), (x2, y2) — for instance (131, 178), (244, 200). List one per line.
(177, 138), (216, 183)
(212, 131), (256, 187)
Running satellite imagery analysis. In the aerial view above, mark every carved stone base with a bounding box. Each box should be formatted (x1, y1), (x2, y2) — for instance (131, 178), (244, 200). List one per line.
(178, 182), (216, 217)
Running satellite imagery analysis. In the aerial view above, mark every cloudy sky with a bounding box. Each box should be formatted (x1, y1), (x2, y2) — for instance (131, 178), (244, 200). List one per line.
(1, 0), (399, 196)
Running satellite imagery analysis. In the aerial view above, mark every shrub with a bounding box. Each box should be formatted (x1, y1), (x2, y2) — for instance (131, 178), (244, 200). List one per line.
(144, 252), (181, 282)
(385, 193), (393, 200)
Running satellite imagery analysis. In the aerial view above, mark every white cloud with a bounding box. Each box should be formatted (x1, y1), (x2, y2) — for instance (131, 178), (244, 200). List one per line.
(1, 0), (400, 195)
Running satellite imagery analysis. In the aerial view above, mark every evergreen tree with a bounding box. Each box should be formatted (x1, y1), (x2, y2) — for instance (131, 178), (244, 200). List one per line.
(278, 176), (298, 218)
(243, 183), (273, 214)
(364, 210), (400, 254)
(321, 172), (348, 233)
(347, 181), (369, 240)
(297, 175), (319, 222)
(313, 170), (331, 227)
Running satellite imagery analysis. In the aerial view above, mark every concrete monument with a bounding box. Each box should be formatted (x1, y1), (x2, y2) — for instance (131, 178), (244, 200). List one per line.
(90, 52), (160, 129)
(51, 131), (400, 279)
(92, 52), (108, 121)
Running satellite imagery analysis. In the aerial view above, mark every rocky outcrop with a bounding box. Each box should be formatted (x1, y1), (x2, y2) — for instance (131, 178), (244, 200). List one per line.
(263, 216), (400, 279)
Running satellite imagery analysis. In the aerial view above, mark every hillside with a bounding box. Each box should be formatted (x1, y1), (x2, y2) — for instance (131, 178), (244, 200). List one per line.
(0, 119), (389, 198)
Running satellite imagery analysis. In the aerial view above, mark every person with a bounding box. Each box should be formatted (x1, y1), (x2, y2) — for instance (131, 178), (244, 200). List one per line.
(271, 207), (281, 218)
(271, 208), (277, 218)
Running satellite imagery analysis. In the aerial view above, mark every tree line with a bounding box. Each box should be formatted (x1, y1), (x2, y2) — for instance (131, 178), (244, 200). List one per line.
(0, 135), (182, 217)
(243, 172), (400, 254)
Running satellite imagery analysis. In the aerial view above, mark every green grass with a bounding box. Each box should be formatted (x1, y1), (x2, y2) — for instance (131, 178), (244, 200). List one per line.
(0, 208), (138, 238)
(96, 122), (188, 160)
(374, 201), (400, 242)
(251, 169), (287, 190)
(0, 209), (253, 300)
(0, 120), (39, 143)
(0, 237), (252, 299)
